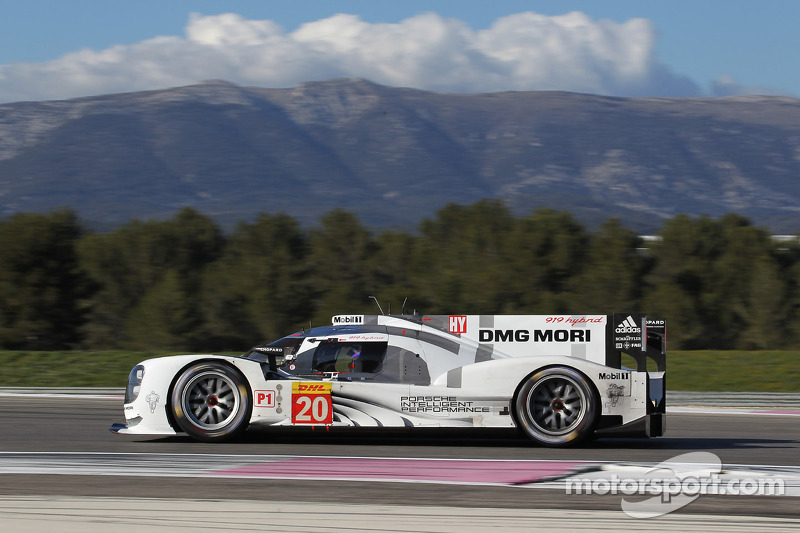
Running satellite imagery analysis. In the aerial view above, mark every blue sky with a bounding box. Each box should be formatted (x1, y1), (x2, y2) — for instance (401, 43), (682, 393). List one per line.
(0, 1), (797, 103)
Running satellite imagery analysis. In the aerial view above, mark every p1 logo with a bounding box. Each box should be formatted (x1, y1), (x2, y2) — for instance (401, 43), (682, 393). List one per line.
(255, 390), (275, 408)
(291, 382), (333, 425)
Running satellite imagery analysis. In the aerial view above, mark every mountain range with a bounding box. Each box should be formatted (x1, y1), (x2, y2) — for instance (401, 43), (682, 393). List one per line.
(2, 78), (800, 232)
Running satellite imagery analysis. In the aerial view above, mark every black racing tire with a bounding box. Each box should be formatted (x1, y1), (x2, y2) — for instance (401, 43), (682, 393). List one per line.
(170, 361), (252, 442)
(514, 366), (597, 447)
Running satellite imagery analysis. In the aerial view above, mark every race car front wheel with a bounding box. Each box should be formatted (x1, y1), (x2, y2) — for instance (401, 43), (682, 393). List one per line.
(515, 366), (597, 447)
(170, 362), (252, 442)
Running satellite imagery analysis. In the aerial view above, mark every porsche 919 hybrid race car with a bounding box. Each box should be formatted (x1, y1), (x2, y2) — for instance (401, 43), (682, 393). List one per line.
(110, 313), (666, 447)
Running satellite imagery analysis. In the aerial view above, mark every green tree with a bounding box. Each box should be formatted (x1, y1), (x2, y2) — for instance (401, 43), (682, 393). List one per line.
(0, 210), (90, 349)
(307, 209), (378, 323)
(368, 229), (427, 314)
(645, 215), (724, 349)
(416, 200), (516, 313)
(644, 213), (784, 349)
(712, 214), (780, 348)
(503, 208), (589, 313)
(80, 208), (223, 349)
(201, 213), (312, 348)
(738, 253), (788, 349)
(784, 242), (800, 347)
(573, 218), (646, 314)
(124, 269), (200, 350)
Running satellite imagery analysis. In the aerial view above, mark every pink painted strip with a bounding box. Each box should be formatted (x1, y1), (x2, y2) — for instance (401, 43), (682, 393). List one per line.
(211, 458), (582, 484)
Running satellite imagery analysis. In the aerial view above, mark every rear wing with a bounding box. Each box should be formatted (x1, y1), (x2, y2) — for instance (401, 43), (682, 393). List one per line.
(605, 313), (666, 372)
(602, 313), (667, 434)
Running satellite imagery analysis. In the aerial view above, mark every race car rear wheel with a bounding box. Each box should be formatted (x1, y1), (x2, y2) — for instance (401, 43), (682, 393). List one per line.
(170, 362), (252, 442)
(515, 366), (597, 447)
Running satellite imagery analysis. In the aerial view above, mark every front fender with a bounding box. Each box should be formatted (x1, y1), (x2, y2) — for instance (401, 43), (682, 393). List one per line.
(113, 354), (266, 436)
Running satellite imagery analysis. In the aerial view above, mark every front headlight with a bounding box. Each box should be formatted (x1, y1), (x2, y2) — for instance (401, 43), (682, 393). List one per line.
(125, 365), (145, 403)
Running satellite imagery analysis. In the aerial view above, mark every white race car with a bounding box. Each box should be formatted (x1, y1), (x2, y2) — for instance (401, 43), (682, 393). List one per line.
(111, 313), (666, 447)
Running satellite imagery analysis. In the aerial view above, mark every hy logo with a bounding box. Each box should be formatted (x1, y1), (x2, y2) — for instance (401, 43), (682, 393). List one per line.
(449, 315), (467, 334)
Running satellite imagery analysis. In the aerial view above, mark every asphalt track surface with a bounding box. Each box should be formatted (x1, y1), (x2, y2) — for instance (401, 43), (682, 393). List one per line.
(1, 396), (799, 524)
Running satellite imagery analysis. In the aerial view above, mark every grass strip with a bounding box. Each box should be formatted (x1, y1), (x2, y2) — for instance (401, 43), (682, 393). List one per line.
(0, 351), (193, 387)
(666, 350), (799, 392)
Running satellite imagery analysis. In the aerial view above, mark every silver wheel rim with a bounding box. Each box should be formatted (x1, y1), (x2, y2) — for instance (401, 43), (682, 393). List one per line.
(525, 376), (587, 435)
(181, 371), (240, 430)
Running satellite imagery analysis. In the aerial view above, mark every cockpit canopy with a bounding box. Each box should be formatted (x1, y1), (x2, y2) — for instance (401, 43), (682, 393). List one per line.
(246, 325), (430, 384)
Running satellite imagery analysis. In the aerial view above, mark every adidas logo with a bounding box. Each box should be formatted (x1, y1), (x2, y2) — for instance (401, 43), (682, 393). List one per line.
(616, 315), (642, 334)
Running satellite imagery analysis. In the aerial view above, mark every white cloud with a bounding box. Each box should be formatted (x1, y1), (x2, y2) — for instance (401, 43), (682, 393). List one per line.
(711, 74), (792, 97)
(0, 11), (704, 103)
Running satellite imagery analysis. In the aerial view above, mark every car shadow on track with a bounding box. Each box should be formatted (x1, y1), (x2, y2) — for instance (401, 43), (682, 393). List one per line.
(137, 427), (798, 452)
(144, 427), (537, 448)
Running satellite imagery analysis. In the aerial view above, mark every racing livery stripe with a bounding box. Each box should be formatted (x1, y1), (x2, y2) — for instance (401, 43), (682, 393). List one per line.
(446, 367), (462, 388)
(417, 331), (460, 354)
(475, 344), (493, 362)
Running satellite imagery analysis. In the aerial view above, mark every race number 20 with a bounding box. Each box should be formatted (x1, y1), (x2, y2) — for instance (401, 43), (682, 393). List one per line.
(291, 382), (333, 425)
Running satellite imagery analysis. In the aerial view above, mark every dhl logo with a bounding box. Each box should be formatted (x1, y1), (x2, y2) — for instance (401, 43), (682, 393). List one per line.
(292, 382), (332, 394)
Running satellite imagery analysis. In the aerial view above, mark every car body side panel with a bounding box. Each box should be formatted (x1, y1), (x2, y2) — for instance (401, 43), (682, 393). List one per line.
(113, 314), (664, 439)
(116, 354), (267, 436)
(117, 353), (651, 435)
(445, 356), (650, 426)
